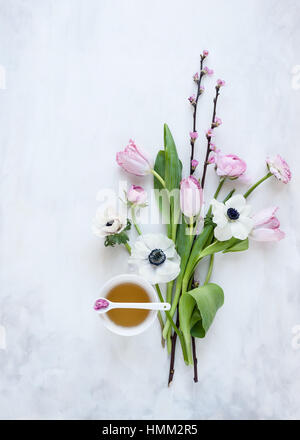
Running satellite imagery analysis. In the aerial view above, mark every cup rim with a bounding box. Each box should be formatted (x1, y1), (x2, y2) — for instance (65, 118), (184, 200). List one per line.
(95, 273), (158, 336)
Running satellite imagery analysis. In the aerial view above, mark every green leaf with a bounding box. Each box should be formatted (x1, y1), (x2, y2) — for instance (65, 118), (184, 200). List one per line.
(197, 237), (238, 259)
(179, 283), (224, 363)
(188, 283), (224, 337)
(153, 150), (165, 193)
(190, 309), (205, 338)
(182, 225), (214, 292)
(179, 292), (195, 364)
(223, 238), (249, 253)
(164, 123), (182, 192)
(104, 220), (131, 247)
(164, 124), (182, 240)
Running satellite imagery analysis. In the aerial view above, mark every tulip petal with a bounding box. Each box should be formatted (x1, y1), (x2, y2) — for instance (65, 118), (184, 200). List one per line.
(252, 206), (278, 227)
(250, 228), (285, 242)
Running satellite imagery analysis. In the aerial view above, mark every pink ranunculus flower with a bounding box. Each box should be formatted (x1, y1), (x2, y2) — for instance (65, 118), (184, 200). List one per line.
(266, 154), (291, 184)
(250, 207), (285, 241)
(116, 139), (152, 176)
(127, 185), (147, 206)
(180, 176), (203, 218)
(214, 152), (247, 179)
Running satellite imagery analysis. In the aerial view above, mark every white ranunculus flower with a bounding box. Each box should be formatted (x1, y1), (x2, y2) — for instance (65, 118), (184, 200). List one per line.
(211, 194), (254, 241)
(92, 206), (127, 237)
(129, 233), (181, 284)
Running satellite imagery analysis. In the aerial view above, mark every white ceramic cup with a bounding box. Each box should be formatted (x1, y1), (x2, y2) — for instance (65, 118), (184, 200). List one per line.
(96, 273), (159, 336)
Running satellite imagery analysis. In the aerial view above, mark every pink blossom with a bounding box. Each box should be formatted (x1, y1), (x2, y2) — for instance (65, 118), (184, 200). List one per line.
(266, 154), (291, 184)
(193, 72), (199, 82)
(199, 85), (205, 94)
(190, 131), (198, 140)
(214, 152), (247, 179)
(217, 79), (226, 87)
(207, 156), (215, 164)
(210, 143), (220, 153)
(203, 50), (209, 57)
(203, 66), (214, 76)
(127, 185), (147, 206)
(206, 128), (214, 138)
(180, 176), (203, 218)
(188, 94), (196, 104)
(213, 117), (222, 127)
(250, 207), (285, 242)
(116, 139), (152, 176)
(191, 159), (199, 170)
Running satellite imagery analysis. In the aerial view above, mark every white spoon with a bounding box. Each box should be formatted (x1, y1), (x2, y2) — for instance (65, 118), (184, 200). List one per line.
(93, 297), (171, 314)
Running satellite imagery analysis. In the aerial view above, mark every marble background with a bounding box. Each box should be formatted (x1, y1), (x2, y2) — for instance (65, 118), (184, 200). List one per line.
(0, 0), (300, 420)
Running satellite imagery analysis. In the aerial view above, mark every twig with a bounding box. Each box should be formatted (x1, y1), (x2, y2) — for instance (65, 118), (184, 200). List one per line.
(168, 312), (179, 386)
(190, 56), (205, 175)
(192, 337), (198, 382)
(168, 53), (211, 384)
(201, 86), (221, 188)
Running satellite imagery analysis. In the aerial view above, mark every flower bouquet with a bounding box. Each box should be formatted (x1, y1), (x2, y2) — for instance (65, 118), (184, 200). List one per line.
(93, 51), (291, 385)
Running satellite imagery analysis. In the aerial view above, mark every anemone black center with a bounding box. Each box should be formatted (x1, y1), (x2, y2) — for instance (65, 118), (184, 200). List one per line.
(106, 220), (114, 227)
(227, 208), (240, 220)
(148, 249), (166, 266)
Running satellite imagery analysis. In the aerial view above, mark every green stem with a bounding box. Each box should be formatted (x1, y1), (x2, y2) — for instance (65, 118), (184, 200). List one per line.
(244, 172), (272, 199)
(124, 242), (131, 254)
(204, 254), (214, 285)
(207, 177), (226, 217)
(155, 284), (188, 363)
(131, 206), (142, 235)
(214, 177), (226, 199)
(157, 312), (165, 348)
(151, 169), (166, 188)
(223, 189), (235, 203)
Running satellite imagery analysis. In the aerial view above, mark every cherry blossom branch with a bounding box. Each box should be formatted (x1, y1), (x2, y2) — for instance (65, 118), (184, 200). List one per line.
(201, 79), (225, 188)
(168, 52), (215, 386)
(189, 51), (213, 175)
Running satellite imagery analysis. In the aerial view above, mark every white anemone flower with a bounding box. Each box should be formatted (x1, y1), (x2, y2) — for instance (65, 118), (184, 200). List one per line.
(92, 206), (127, 237)
(129, 233), (181, 284)
(211, 194), (254, 241)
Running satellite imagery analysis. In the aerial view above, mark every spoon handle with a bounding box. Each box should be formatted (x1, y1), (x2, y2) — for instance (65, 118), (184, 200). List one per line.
(109, 302), (171, 311)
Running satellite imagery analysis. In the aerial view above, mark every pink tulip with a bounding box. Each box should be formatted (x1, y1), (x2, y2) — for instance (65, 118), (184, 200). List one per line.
(266, 154), (291, 184)
(127, 185), (147, 206)
(214, 152), (247, 179)
(180, 176), (203, 218)
(116, 139), (152, 176)
(250, 207), (285, 241)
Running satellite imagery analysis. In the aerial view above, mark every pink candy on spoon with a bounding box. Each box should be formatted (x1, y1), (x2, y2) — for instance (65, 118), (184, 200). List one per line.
(93, 297), (170, 315)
